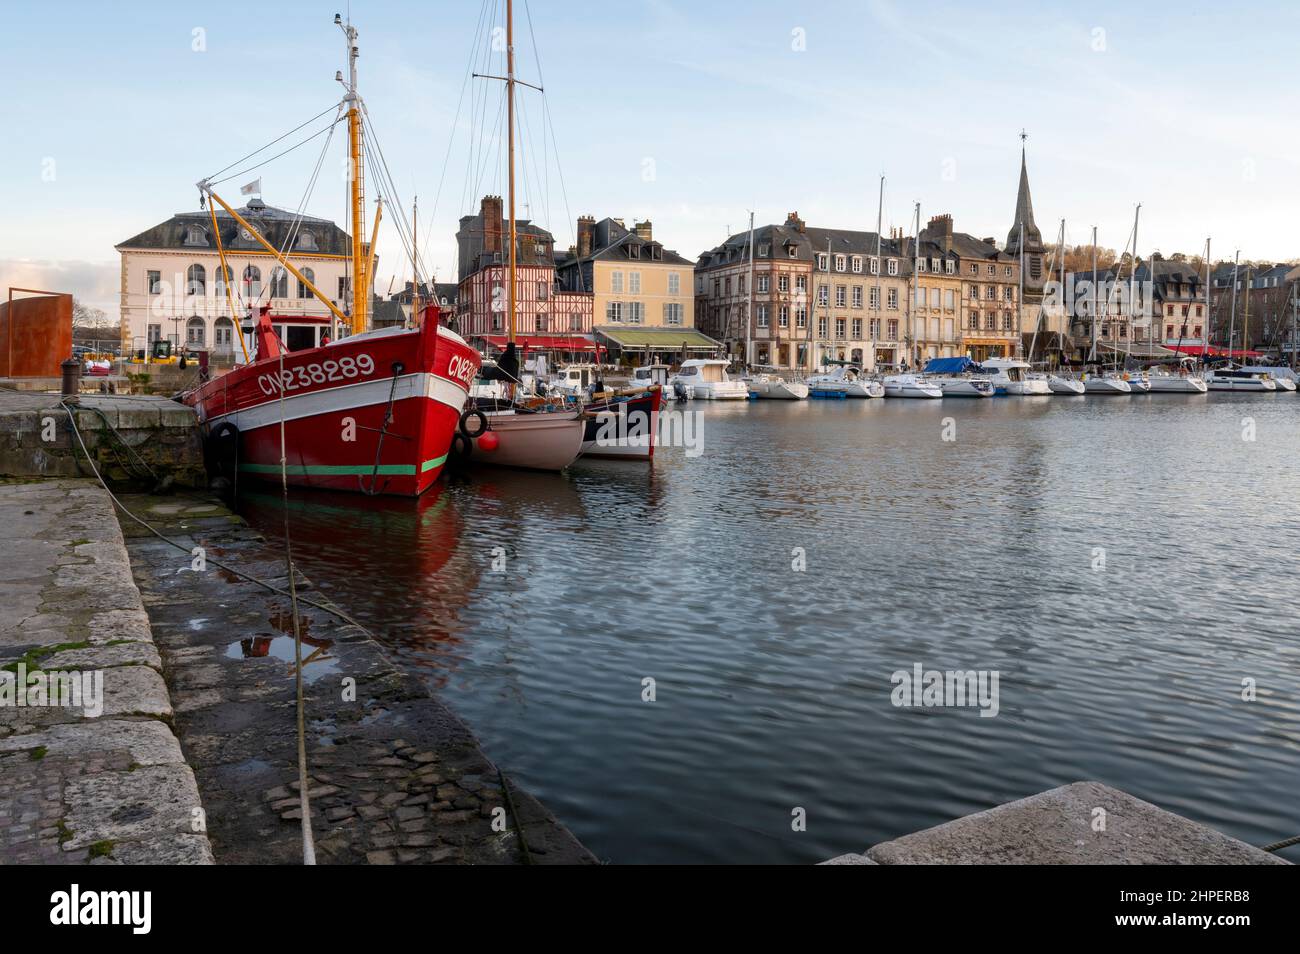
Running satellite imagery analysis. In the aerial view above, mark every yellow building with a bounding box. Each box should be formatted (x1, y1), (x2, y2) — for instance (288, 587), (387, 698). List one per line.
(557, 216), (713, 359)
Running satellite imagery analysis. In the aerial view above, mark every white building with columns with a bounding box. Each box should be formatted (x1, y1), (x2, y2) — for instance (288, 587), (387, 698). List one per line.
(115, 197), (357, 358)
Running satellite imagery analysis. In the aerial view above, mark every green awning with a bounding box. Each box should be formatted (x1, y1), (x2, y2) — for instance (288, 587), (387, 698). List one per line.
(594, 327), (721, 351)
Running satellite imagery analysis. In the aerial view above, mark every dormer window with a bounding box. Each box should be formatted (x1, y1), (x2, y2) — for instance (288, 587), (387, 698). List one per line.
(629, 244), (640, 259)
(834, 254), (846, 272)
(887, 259), (898, 276)
(817, 253), (828, 270)
(917, 259), (927, 273)
(787, 245), (797, 258)
(759, 243), (770, 256)
(183, 226), (207, 247)
(296, 230), (318, 251)
(870, 258), (879, 275)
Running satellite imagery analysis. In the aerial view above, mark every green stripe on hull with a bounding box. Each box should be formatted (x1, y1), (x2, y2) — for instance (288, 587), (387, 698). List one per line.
(240, 454), (448, 477)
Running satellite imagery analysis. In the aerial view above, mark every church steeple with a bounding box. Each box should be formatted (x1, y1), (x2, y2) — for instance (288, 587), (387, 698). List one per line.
(1006, 132), (1043, 254)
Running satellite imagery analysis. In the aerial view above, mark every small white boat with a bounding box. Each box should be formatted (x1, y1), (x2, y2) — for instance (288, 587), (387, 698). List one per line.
(546, 362), (600, 396)
(980, 358), (1052, 395)
(1047, 374), (1086, 395)
(1082, 371), (1132, 394)
(1206, 368), (1278, 392)
(1145, 366), (1208, 393)
(1126, 371), (1152, 393)
(921, 357), (994, 397)
(630, 363), (672, 390)
(806, 362), (883, 398)
(1239, 366), (1296, 392)
(882, 373), (943, 399)
(667, 358), (750, 400)
(744, 372), (809, 400)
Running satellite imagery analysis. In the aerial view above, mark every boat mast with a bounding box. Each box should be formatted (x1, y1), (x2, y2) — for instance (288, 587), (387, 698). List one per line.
(338, 14), (367, 336)
(506, 0), (517, 346)
(411, 196), (420, 327)
(746, 210), (754, 367)
(1017, 219), (1025, 359)
(909, 201), (920, 368)
(1128, 203), (1140, 367)
(875, 175), (884, 369)
(1227, 251), (1240, 366)
(1089, 226), (1098, 363)
(1201, 238), (1210, 363)
(1242, 263), (1251, 358)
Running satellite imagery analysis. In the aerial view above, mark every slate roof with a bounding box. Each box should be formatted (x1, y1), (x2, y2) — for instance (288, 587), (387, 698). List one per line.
(116, 198), (351, 255)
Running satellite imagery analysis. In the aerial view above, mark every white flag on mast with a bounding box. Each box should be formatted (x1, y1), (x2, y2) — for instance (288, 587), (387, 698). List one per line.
(240, 178), (262, 196)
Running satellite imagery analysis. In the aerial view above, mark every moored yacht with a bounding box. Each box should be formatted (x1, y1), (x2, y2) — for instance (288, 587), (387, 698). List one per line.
(921, 357), (994, 397)
(1238, 366), (1296, 392)
(744, 371), (809, 400)
(980, 357), (1052, 395)
(1082, 370), (1133, 394)
(667, 358), (750, 400)
(882, 373), (943, 399)
(1047, 373), (1086, 395)
(805, 361), (883, 398)
(1145, 362), (1208, 393)
(1206, 367), (1278, 392)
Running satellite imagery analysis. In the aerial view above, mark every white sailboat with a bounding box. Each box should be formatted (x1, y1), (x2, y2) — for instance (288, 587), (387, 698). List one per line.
(980, 357), (1051, 395)
(882, 372), (943, 399)
(806, 361), (884, 398)
(668, 358), (750, 400)
(744, 372), (809, 400)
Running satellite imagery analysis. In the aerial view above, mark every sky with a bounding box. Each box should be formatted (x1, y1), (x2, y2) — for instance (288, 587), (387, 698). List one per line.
(3, 0), (1298, 321)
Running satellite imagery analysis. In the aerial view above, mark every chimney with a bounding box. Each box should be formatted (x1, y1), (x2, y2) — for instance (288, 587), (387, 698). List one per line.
(924, 214), (954, 254)
(481, 195), (504, 256)
(784, 211), (805, 233)
(577, 215), (595, 258)
(634, 220), (653, 241)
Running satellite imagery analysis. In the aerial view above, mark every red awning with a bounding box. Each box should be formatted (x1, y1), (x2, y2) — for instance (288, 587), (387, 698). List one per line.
(1164, 343), (1263, 359)
(481, 334), (598, 351)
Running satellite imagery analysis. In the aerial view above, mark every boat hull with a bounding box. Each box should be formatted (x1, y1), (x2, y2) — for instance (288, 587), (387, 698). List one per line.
(580, 389), (662, 461)
(1206, 376), (1277, 392)
(1146, 375), (1208, 393)
(1047, 376), (1086, 394)
(183, 323), (479, 497)
(747, 379), (809, 400)
(1083, 377), (1132, 394)
(476, 409), (587, 470)
(934, 378), (994, 398)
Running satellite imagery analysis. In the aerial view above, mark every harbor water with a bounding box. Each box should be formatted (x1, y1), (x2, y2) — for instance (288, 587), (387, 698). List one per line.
(239, 393), (1300, 864)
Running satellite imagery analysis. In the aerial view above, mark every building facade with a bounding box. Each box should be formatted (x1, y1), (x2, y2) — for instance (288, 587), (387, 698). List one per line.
(694, 212), (910, 371)
(454, 195), (593, 347)
(115, 198), (354, 358)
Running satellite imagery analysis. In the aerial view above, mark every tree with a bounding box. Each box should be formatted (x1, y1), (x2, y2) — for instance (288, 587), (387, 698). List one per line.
(71, 298), (119, 348)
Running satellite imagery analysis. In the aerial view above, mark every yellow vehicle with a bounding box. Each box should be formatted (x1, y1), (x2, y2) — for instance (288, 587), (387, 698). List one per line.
(127, 340), (180, 365)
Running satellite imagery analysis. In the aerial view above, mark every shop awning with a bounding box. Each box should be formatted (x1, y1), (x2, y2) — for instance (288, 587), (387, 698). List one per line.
(481, 334), (598, 351)
(594, 327), (721, 352)
(1164, 343), (1263, 359)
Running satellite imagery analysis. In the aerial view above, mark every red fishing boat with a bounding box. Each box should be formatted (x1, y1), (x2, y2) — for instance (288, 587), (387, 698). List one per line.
(183, 304), (479, 496)
(180, 15), (480, 497)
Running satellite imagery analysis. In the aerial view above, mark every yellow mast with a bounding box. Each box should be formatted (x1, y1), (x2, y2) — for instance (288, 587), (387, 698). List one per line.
(207, 201), (249, 361)
(506, 0), (517, 345)
(339, 15), (367, 335)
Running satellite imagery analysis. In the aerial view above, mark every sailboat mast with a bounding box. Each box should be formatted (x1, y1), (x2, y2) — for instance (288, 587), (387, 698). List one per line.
(1017, 220), (1024, 359)
(1227, 251), (1240, 364)
(874, 175), (883, 369)
(1090, 226), (1098, 363)
(909, 201), (920, 367)
(746, 211), (755, 367)
(411, 196), (420, 327)
(1202, 238), (1211, 362)
(1129, 204), (1140, 364)
(340, 16), (366, 335)
(506, 0), (517, 345)
(1242, 264), (1251, 357)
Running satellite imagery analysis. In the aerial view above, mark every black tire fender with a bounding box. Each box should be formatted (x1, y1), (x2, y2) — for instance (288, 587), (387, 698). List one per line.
(459, 408), (488, 438)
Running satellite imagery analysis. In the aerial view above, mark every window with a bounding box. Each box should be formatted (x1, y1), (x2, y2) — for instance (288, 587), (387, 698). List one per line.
(757, 275), (769, 293)
(968, 312), (979, 330)
(738, 276), (746, 295)
(629, 244), (640, 260)
(887, 259), (898, 276)
(759, 243), (770, 256)
(835, 318), (846, 338)
(757, 304), (769, 328)
(887, 288), (898, 310)
(817, 253), (829, 270)
(778, 275), (789, 293)
(817, 285), (829, 306)
(628, 301), (644, 324)
(852, 286), (863, 308)
(629, 272), (641, 294)
(1166, 324), (1175, 338)
(969, 286), (979, 300)
(787, 245), (798, 258)
(298, 267), (315, 299)
(1003, 287), (1014, 302)
(1004, 265), (1013, 277)
(147, 270), (161, 295)
(870, 258), (880, 275)
(538, 282), (548, 300)
(724, 277), (731, 295)
(917, 259), (927, 273)
(1002, 312), (1013, 331)
(535, 314), (548, 333)
(606, 301), (624, 322)
(244, 265), (263, 298)
(851, 256), (862, 273)
(986, 265), (995, 275)
(186, 263), (206, 296)
(945, 259), (955, 275)
(147, 323), (161, 343)
(183, 226), (207, 247)
(986, 286), (996, 300)
(795, 307), (807, 329)
(779, 305), (789, 328)
(886, 319), (898, 340)
(945, 289), (955, 310)
(869, 286), (880, 309)
(569, 313), (583, 331)
(185, 316), (205, 346)
(931, 258), (940, 272)
(969, 264), (978, 275)
(611, 271), (624, 294)
(795, 275), (807, 293)
(818, 317), (828, 338)
(296, 230), (317, 251)
(986, 313), (996, 331)
(835, 254), (846, 272)
(1193, 324), (1202, 338)
(270, 267), (288, 299)
(870, 318), (881, 338)
(852, 318), (862, 338)
(668, 272), (681, 295)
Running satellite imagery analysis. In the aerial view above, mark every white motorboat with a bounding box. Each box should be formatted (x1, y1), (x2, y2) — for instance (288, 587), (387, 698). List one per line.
(744, 372), (809, 400)
(546, 362), (601, 397)
(882, 373), (943, 399)
(630, 363), (672, 390)
(1239, 366), (1296, 392)
(1206, 368), (1278, 392)
(806, 362), (883, 398)
(980, 357), (1052, 395)
(1047, 373), (1086, 395)
(1126, 371), (1152, 393)
(921, 357), (994, 397)
(667, 358), (750, 400)
(1082, 371), (1132, 394)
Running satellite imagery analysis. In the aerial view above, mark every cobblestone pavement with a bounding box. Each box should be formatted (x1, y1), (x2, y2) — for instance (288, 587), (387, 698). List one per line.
(0, 478), (213, 864)
(118, 491), (594, 865)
